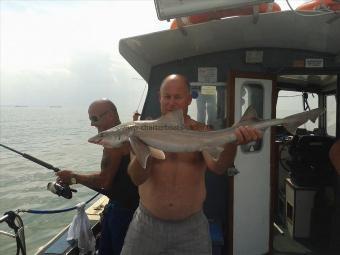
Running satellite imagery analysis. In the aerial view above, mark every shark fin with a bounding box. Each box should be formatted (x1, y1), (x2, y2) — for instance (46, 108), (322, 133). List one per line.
(234, 105), (260, 127)
(156, 110), (185, 129)
(129, 136), (151, 169)
(148, 146), (166, 160)
(240, 105), (259, 122)
(203, 146), (224, 161)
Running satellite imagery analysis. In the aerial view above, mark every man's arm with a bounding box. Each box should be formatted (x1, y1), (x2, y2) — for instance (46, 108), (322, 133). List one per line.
(330, 140), (340, 175)
(204, 126), (262, 174)
(127, 152), (151, 186)
(203, 143), (237, 174)
(56, 148), (123, 190)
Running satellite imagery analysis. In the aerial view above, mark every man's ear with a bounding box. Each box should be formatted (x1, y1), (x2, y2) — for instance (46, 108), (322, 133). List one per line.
(188, 94), (192, 105)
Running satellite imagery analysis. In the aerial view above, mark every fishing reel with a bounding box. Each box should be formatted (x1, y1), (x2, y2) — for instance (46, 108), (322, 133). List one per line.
(0, 143), (78, 200)
(47, 182), (77, 199)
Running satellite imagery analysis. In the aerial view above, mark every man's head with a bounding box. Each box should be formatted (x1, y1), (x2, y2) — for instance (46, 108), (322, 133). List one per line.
(159, 74), (192, 115)
(88, 99), (120, 132)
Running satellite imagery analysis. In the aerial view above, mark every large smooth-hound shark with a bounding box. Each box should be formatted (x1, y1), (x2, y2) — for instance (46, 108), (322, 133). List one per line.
(88, 106), (324, 168)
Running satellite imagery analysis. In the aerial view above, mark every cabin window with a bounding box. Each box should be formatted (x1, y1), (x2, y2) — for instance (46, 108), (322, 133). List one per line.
(240, 83), (264, 152)
(189, 82), (226, 130)
(276, 91), (319, 132)
(326, 95), (336, 136)
(286, 202), (293, 223)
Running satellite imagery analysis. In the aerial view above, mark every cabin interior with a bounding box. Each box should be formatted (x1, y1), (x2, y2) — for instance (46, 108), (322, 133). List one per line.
(119, 11), (340, 255)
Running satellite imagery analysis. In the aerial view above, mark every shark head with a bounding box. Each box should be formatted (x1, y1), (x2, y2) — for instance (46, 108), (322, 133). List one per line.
(88, 126), (128, 148)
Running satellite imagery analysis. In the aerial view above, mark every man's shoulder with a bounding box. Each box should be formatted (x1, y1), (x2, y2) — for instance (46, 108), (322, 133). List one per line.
(330, 139), (340, 154)
(187, 118), (210, 131)
(334, 139), (340, 147)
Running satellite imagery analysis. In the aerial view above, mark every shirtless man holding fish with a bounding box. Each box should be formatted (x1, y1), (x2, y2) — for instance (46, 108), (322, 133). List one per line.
(121, 74), (262, 255)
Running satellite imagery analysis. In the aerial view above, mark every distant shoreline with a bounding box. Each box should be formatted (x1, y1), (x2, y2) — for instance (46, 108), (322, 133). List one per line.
(0, 105), (65, 108)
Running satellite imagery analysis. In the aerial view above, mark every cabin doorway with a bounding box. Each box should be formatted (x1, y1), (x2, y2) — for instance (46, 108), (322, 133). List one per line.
(188, 73), (276, 255)
(228, 72), (276, 255)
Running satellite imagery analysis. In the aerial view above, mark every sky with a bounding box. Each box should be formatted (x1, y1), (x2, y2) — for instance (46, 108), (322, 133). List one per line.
(0, 0), (308, 111)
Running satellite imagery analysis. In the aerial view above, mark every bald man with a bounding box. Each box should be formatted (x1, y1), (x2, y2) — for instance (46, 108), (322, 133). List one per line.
(121, 74), (262, 255)
(56, 99), (139, 255)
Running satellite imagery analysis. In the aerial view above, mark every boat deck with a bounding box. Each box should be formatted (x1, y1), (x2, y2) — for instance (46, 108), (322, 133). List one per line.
(36, 195), (339, 255)
(273, 227), (339, 255)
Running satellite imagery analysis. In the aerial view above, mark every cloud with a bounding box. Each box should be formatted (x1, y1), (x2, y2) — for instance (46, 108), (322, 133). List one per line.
(0, 1), (164, 107)
(0, 0), (310, 107)
(1, 50), (146, 107)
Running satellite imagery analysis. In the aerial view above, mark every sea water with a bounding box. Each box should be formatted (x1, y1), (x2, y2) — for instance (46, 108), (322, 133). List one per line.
(0, 101), (336, 254)
(0, 106), (131, 254)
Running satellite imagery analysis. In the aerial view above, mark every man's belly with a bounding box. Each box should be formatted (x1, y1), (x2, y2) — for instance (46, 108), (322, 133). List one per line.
(139, 177), (206, 220)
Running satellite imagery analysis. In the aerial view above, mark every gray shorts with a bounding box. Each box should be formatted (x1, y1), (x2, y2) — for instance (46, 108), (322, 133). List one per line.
(120, 203), (212, 255)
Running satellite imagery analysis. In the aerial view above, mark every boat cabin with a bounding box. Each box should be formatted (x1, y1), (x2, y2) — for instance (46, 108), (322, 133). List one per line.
(119, 9), (340, 255)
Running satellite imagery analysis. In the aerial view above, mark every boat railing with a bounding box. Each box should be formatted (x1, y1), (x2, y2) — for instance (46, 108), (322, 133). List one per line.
(0, 192), (100, 255)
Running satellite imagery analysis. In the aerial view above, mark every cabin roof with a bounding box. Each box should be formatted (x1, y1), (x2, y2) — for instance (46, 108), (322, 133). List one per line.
(119, 11), (340, 83)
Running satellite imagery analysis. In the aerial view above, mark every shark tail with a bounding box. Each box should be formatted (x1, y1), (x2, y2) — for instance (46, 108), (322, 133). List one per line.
(282, 108), (325, 135)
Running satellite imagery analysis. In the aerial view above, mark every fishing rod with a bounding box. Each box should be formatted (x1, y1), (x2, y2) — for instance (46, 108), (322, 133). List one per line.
(136, 82), (147, 113)
(133, 78), (147, 120)
(0, 143), (76, 199)
(0, 143), (60, 172)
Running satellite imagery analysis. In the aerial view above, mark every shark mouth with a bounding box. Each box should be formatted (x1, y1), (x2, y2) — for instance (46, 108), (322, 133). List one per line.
(88, 136), (102, 144)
